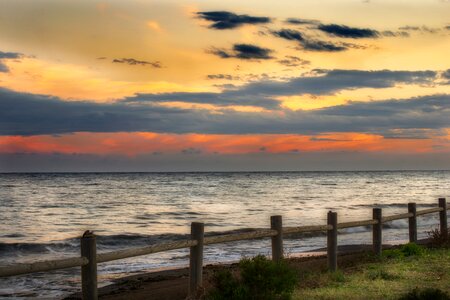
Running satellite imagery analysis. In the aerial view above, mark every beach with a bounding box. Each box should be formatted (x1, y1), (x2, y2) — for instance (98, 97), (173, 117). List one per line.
(1, 171), (449, 298)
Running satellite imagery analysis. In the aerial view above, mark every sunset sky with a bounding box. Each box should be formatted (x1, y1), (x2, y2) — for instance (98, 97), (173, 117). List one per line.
(1, 0), (449, 171)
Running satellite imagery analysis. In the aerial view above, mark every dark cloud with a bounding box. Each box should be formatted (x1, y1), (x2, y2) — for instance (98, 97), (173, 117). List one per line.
(442, 69), (450, 79)
(301, 40), (347, 52)
(206, 74), (240, 80)
(285, 18), (320, 25)
(1, 85), (448, 137)
(271, 28), (348, 52)
(124, 91), (280, 109)
(127, 70), (438, 109)
(445, 26), (450, 30)
(277, 56), (310, 67)
(318, 24), (379, 38)
(0, 51), (22, 59)
(208, 44), (273, 60)
(0, 50), (24, 72)
(112, 58), (161, 68)
(197, 11), (270, 30)
(272, 29), (304, 42)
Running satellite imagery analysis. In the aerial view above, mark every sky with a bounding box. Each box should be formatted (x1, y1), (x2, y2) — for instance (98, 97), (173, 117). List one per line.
(0, 0), (449, 171)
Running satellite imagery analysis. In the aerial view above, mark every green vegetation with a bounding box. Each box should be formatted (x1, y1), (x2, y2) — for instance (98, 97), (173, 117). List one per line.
(293, 245), (450, 300)
(207, 255), (298, 300)
(398, 287), (450, 300)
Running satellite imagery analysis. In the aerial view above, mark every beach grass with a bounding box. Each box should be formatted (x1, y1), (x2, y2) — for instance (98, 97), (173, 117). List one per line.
(293, 246), (450, 300)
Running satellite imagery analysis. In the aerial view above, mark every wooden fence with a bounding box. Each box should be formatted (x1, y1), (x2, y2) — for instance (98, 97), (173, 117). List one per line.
(0, 198), (448, 299)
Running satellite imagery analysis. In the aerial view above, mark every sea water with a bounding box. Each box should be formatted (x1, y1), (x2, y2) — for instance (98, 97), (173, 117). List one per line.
(1, 171), (449, 298)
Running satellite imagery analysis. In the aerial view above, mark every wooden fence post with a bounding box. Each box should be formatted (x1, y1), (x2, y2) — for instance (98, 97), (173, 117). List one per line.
(270, 215), (283, 262)
(189, 222), (204, 299)
(408, 203), (417, 243)
(372, 208), (382, 256)
(439, 198), (448, 238)
(327, 211), (337, 272)
(81, 231), (98, 300)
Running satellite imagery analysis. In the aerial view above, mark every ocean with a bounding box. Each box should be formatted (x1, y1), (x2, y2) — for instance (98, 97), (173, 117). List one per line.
(1, 171), (449, 298)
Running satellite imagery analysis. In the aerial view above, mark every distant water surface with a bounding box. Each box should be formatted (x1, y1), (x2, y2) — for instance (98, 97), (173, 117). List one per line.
(1, 171), (449, 298)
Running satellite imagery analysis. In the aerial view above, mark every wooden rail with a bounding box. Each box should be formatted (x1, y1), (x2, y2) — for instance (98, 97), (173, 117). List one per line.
(0, 198), (448, 300)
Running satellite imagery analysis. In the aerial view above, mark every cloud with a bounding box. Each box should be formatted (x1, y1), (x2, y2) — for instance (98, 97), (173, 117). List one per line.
(206, 74), (240, 80)
(0, 50), (24, 72)
(124, 91), (280, 109)
(272, 29), (304, 42)
(271, 28), (348, 52)
(1, 87), (449, 137)
(301, 40), (347, 52)
(285, 18), (319, 25)
(399, 25), (440, 33)
(112, 58), (162, 68)
(318, 24), (379, 38)
(208, 44), (273, 60)
(442, 69), (450, 79)
(277, 56), (310, 67)
(197, 11), (270, 30)
(381, 30), (409, 38)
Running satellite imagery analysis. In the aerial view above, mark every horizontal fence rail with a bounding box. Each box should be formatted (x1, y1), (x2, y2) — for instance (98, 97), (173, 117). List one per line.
(97, 239), (198, 263)
(0, 257), (88, 277)
(0, 198), (448, 300)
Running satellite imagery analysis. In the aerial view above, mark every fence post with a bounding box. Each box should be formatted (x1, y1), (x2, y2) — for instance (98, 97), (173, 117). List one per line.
(372, 208), (382, 256)
(270, 215), (283, 262)
(81, 231), (98, 300)
(439, 198), (448, 238)
(408, 203), (417, 243)
(189, 222), (204, 299)
(327, 211), (337, 272)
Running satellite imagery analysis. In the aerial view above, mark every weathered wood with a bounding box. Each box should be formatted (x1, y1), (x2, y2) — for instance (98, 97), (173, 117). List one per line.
(81, 231), (98, 300)
(327, 211), (338, 272)
(204, 229), (277, 245)
(97, 240), (197, 263)
(271, 215), (283, 262)
(416, 207), (443, 216)
(283, 224), (331, 234)
(0, 257), (88, 277)
(189, 222), (204, 299)
(372, 208), (382, 256)
(408, 203), (417, 243)
(337, 219), (378, 229)
(439, 198), (448, 238)
(382, 213), (414, 223)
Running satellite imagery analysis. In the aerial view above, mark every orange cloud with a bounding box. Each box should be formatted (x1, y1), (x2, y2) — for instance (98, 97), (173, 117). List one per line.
(1, 131), (448, 157)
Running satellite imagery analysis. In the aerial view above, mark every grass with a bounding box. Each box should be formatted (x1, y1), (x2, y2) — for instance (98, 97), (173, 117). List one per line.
(293, 245), (450, 300)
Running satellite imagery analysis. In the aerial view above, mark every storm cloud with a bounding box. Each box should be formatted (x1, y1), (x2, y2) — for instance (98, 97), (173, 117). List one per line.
(197, 11), (270, 29)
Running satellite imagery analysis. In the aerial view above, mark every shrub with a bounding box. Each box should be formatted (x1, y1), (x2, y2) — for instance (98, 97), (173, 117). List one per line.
(383, 243), (424, 258)
(398, 287), (450, 300)
(427, 227), (450, 248)
(207, 255), (297, 300)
